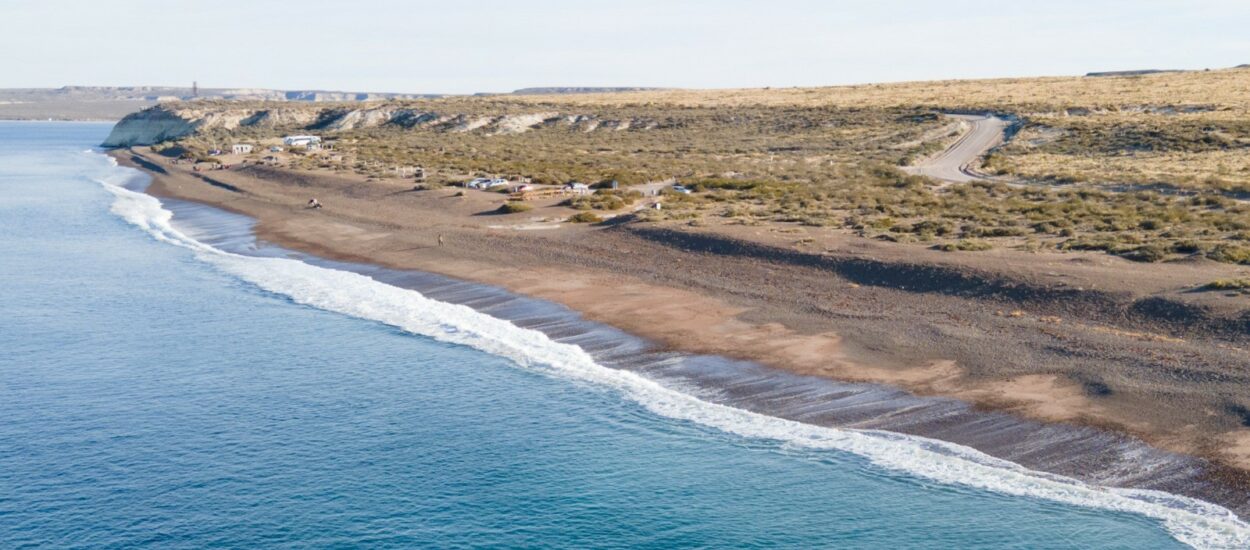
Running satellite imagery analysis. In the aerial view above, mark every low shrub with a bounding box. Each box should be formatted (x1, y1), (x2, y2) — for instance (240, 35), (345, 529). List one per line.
(563, 189), (643, 211)
(1202, 278), (1250, 291)
(1119, 244), (1169, 263)
(936, 239), (992, 252)
(1207, 245), (1250, 264)
(567, 212), (603, 223)
(1170, 241), (1204, 254)
(688, 178), (768, 191)
(497, 201), (532, 214)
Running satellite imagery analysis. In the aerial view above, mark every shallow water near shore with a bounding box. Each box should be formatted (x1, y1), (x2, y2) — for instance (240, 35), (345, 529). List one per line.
(1, 122), (1245, 548)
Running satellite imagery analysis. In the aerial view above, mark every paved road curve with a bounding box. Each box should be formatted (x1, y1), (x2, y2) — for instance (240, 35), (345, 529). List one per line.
(904, 114), (1009, 185)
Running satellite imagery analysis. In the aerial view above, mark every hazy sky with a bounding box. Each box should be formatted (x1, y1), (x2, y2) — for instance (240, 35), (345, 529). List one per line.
(3, 0), (1247, 93)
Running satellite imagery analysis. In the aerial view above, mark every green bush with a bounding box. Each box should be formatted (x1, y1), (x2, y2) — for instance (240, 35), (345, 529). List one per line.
(567, 212), (603, 223)
(1169, 241), (1204, 254)
(936, 239), (993, 252)
(1120, 244), (1169, 263)
(688, 178), (768, 191)
(564, 190), (643, 211)
(497, 201), (532, 214)
(1202, 278), (1250, 290)
(1207, 245), (1250, 264)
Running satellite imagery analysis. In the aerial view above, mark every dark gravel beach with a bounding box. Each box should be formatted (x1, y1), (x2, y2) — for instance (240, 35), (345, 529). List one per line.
(117, 147), (1250, 517)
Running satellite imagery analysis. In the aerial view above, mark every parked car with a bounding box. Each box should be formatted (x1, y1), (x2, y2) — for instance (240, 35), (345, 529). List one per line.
(671, 184), (693, 194)
(466, 177), (510, 190)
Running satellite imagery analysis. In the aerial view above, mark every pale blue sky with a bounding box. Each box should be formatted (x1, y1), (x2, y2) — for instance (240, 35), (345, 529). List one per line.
(3, 0), (1247, 93)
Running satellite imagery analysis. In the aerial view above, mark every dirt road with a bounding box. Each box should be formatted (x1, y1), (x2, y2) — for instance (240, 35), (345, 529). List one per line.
(905, 114), (1009, 184)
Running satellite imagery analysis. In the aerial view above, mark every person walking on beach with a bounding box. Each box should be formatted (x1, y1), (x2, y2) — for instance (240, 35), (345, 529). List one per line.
(437, 233), (444, 247)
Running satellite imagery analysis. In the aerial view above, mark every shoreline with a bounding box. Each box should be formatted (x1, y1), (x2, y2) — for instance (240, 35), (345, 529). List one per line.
(113, 147), (1250, 518)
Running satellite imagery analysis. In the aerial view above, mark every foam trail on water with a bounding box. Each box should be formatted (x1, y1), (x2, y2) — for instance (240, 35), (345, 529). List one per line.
(98, 176), (1250, 549)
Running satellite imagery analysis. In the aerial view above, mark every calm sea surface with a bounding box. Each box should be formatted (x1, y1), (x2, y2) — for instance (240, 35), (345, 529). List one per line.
(0, 122), (1235, 548)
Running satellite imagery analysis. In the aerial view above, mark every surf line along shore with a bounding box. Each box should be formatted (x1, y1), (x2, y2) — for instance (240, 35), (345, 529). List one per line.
(113, 147), (1250, 519)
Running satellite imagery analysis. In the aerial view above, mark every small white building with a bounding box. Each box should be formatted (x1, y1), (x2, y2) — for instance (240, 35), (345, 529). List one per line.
(231, 144), (254, 155)
(283, 135), (322, 147)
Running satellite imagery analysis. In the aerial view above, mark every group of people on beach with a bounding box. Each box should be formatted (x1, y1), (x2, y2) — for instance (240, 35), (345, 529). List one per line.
(192, 163), (232, 172)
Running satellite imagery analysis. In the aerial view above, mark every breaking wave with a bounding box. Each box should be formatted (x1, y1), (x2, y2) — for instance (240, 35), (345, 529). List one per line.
(96, 168), (1250, 549)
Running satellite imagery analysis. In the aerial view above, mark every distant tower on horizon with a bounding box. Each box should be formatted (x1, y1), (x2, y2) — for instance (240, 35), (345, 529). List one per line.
(192, 81), (198, 98)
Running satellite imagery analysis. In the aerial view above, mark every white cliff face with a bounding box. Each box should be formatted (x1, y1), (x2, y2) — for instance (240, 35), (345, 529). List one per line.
(102, 102), (654, 147)
(449, 115), (495, 133)
(317, 107), (403, 131)
(101, 104), (263, 146)
(491, 112), (560, 135)
(103, 105), (315, 146)
(240, 108), (320, 128)
(101, 106), (201, 147)
(389, 110), (445, 128)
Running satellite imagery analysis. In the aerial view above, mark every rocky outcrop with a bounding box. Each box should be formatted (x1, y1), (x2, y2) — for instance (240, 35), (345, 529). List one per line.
(389, 110), (446, 128)
(448, 115), (494, 133)
(314, 106), (405, 131)
(490, 112), (560, 135)
(101, 105), (203, 147)
(102, 102), (663, 147)
(239, 108), (320, 128)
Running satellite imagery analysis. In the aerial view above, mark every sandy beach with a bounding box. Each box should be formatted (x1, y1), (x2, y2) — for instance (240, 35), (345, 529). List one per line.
(116, 147), (1250, 516)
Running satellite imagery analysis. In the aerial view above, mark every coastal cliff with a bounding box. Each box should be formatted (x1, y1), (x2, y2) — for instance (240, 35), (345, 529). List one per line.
(102, 105), (203, 147)
(102, 101), (664, 147)
(102, 103), (336, 146)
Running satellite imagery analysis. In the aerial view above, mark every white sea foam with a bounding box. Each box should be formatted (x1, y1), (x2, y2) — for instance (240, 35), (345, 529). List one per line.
(97, 174), (1250, 549)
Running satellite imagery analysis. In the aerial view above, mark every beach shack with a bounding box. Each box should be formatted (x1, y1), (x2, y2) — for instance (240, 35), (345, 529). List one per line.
(231, 144), (254, 155)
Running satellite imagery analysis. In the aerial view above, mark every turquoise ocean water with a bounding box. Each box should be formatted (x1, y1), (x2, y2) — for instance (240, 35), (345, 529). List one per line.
(1, 122), (1246, 548)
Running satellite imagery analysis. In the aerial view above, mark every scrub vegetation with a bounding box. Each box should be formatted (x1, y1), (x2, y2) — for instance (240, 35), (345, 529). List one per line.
(171, 67), (1250, 263)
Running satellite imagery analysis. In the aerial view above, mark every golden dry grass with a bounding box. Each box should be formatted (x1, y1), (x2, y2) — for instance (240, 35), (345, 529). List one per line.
(994, 107), (1250, 191)
(505, 68), (1250, 111)
(999, 149), (1250, 191)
